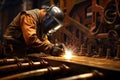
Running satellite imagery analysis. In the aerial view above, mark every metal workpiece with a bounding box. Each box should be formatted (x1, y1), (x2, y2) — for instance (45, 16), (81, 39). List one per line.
(0, 60), (49, 76)
(0, 64), (70, 80)
(57, 70), (104, 80)
(0, 57), (29, 66)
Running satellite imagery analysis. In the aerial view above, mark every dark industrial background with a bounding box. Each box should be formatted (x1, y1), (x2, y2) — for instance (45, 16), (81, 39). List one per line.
(0, 0), (120, 79)
(1, 0), (120, 57)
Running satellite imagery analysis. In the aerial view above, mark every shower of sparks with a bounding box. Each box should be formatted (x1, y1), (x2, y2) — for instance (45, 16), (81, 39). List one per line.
(63, 44), (77, 60)
(64, 49), (73, 60)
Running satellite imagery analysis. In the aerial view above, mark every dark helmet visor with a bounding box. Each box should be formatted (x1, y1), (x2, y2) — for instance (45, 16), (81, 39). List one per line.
(43, 15), (63, 34)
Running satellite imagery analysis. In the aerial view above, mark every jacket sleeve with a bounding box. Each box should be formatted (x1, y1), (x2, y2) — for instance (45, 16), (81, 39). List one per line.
(20, 13), (53, 54)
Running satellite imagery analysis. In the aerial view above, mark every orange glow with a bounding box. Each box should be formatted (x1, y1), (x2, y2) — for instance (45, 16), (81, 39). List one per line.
(64, 48), (73, 60)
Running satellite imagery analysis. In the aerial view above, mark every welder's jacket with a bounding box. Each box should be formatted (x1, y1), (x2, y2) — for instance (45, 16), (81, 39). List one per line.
(4, 9), (53, 55)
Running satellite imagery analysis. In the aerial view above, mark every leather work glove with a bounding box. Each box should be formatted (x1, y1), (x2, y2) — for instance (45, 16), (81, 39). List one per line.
(50, 43), (65, 56)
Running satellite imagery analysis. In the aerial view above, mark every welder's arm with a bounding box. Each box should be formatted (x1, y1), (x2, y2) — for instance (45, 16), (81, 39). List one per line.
(20, 13), (53, 54)
(20, 13), (65, 56)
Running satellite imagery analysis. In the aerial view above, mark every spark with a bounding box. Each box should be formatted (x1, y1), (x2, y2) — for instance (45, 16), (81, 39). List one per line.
(63, 44), (78, 60)
(64, 48), (73, 60)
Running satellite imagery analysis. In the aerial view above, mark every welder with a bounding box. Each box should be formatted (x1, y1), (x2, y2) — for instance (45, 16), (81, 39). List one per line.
(3, 5), (65, 57)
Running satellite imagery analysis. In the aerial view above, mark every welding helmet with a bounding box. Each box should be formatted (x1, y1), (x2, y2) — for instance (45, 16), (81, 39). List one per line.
(42, 5), (64, 35)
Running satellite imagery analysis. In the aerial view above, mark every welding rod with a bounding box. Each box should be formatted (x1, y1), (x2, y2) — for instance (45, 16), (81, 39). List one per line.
(0, 64), (70, 80)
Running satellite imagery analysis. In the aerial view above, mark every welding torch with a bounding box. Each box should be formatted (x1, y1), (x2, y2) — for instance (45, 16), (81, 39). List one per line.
(50, 43), (66, 56)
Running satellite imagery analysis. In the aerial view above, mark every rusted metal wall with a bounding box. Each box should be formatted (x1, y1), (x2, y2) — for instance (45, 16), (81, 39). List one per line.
(50, 0), (120, 59)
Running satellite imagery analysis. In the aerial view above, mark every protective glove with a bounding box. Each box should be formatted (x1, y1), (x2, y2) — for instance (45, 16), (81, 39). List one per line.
(50, 43), (65, 56)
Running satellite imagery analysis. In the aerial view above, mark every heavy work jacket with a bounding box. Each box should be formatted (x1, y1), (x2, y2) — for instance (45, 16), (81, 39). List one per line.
(3, 9), (53, 55)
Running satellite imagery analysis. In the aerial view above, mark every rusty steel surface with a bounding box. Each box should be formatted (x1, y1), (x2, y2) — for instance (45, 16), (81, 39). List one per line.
(0, 64), (70, 80)
(0, 57), (29, 66)
(42, 56), (120, 72)
(0, 60), (49, 72)
(57, 70), (104, 80)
